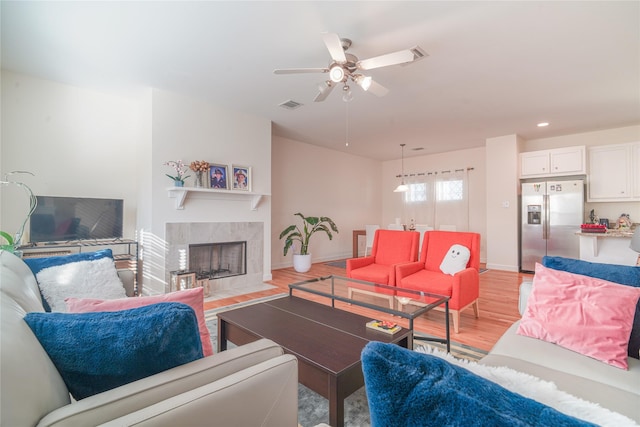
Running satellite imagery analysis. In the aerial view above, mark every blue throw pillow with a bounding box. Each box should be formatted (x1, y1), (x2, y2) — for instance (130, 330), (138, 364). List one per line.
(542, 256), (640, 359)
(361, 342), (595, 427)
(24, 302), (203, 400)
(24, 248), (115, 275)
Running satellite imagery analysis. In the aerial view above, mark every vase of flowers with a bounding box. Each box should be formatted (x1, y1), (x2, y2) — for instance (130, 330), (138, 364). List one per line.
(164, 160), (190, 187)
(190, 160), (210, 188)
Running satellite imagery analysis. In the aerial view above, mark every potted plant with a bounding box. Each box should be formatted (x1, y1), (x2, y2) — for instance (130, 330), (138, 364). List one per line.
(164, 160), (190, 187)
(279, 213), (339, 273)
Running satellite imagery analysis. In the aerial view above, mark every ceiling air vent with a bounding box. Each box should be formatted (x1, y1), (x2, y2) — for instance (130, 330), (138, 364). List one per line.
(403, 46), (429, 65)
(279, 100), (303, 110)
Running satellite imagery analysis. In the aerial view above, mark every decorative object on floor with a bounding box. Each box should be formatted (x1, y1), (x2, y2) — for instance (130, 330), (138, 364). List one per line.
(209, 163), (228, 189)
(0, 170), (37, 253)
(415, 345), (636, 426)
(232, 165), (251, 191)
(279, 213), (339, 273)
(189, 160), (210, 188)
(25, 302), (203, 400)
(164, 160), (190, 186)
(393, 143), (408, 193)
(24, 249), (127, 312)
(362, 342), (598, 427)
(630, 227), (640, 266)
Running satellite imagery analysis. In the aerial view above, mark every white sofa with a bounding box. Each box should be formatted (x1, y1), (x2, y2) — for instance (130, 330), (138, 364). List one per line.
(0, 250), (299, 427)
(480, 279), (640, 423)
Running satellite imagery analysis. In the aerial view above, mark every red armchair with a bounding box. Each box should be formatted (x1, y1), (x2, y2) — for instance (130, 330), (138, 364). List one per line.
(396, 231), (481, 333)
(346, 230), (420, 307)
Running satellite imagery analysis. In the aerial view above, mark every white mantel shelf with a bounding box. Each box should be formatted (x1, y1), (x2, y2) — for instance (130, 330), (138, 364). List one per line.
(166, 187), (269, 210)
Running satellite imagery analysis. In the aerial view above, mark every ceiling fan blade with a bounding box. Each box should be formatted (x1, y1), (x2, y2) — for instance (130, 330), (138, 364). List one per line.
(314, 82), (335, 102)
(357, 49), (415, 70)
(274, 68), (328, 75)
(366, 79), (389, 97)
(322, 33), (347, 63)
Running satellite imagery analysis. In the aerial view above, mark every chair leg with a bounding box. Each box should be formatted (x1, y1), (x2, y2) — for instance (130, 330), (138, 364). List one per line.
(452, 310), (460, 334)
(473, 300), (480, 318)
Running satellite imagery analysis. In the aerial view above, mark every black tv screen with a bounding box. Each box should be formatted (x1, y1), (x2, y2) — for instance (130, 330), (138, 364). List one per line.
(30, 196), (124, 243)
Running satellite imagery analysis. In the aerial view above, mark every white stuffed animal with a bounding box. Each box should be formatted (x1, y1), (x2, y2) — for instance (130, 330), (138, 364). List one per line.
(440, 244), (471, 276)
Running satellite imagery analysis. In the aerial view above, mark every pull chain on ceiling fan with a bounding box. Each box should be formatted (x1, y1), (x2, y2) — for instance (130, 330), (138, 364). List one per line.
(274, 32), (427, 102)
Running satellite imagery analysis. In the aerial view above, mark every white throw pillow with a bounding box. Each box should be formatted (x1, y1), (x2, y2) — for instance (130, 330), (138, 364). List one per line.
(36, 257), (126, 312)
(439, 244), (470, 276)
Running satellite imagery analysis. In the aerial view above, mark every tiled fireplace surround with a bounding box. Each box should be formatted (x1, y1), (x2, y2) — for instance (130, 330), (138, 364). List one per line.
(165, 222), (264, 294)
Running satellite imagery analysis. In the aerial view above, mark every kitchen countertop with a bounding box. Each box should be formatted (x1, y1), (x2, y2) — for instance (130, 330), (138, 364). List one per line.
(576, 229), (635, 238)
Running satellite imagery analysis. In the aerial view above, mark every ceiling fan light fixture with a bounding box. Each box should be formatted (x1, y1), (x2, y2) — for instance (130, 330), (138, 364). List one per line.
(329, 64), (345, 83)
(355, 75), (372, 91)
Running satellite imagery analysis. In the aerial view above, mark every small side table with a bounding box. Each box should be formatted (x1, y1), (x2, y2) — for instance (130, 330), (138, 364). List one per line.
(352, 229), (365, 258)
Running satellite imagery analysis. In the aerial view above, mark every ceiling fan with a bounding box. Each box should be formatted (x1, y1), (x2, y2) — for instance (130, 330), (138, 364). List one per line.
(274, 33), (426, 102)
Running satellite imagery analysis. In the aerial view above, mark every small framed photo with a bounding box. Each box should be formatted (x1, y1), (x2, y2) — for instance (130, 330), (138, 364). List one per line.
(209, 164), (229, 189)
(232, 165), (251, 191)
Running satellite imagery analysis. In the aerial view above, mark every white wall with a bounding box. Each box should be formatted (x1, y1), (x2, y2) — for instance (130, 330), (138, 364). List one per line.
(485, 134), (522, 271)
(144, 89), (272, 294)
(1, 71), (140, 241)
(271, 136), (382, 268)
(381, 147), (488, 262)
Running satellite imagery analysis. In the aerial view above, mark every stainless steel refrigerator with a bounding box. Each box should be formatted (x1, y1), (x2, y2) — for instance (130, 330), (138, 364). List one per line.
(520, 179), (584, 272)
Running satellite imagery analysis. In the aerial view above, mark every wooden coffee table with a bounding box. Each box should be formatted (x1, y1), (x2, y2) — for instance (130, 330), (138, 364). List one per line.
(217, 295), (411, 427)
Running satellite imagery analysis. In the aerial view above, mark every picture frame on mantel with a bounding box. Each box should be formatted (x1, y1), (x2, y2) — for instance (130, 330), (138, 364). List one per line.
(232, 165), (251, 191)
(209, 163), (229, 190)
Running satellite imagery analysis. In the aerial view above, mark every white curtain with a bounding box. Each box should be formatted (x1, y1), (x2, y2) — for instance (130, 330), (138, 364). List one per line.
(402, 168), (470, 231)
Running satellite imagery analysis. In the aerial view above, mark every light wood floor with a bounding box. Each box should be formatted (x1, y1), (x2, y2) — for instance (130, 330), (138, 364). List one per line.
(203, 262), (534, 352)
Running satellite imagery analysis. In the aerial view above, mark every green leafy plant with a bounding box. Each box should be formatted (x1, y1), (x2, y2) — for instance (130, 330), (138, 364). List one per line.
(279, 213), (339, 256)
(0, 231), (15, 252)
(164, 160), (190, 184)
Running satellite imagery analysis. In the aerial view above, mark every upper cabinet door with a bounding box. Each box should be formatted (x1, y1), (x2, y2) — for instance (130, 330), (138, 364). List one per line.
(588, 144), (633, 201)
(520, 151), (550, 177)
(550, 146), (585, 175)
(520, 146), (585, 178)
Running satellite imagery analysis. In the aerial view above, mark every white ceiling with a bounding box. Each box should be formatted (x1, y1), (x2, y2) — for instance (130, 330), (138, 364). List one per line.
(2, 1), (639, 161)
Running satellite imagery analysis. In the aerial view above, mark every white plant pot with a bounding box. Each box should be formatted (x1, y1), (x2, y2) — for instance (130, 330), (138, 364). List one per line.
(293, 254), (312, 273)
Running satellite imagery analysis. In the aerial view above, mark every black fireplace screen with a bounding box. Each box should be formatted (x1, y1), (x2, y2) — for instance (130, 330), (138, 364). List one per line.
(189, 241), (247, 280)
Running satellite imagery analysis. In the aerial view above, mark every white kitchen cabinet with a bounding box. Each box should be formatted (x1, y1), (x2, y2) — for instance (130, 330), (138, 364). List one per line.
(520, 146), (585, 178)
(587, 143), (637, 201)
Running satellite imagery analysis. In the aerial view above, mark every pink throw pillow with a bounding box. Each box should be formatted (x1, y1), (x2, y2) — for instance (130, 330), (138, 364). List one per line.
(517, 263), (640, 369)
(66, 287), (213, 356)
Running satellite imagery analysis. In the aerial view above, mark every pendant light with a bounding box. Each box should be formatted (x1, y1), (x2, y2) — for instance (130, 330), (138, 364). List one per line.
(394, 144), (409, 192)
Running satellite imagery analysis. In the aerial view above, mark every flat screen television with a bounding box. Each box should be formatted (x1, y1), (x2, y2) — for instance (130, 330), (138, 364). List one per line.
(29, 196), (124, 243)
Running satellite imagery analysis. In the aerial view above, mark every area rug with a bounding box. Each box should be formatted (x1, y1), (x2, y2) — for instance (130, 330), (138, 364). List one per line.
(324, 259), (346, 268)
(204, 299), (487, 427)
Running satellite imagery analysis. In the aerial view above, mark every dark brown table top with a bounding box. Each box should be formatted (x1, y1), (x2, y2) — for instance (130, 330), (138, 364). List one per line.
(217, 295), (411, 375)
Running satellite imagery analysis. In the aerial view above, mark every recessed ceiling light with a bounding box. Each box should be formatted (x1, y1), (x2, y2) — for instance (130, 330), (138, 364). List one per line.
(537, 122), (549, 127)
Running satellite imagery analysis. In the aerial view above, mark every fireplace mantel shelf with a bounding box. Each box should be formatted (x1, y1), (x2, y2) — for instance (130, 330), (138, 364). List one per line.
(166, 187), (268, 210)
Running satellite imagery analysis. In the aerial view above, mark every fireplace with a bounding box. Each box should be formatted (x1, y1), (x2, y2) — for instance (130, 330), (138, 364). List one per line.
(165, 222), (264, 294)
(189, 241), (247, 280)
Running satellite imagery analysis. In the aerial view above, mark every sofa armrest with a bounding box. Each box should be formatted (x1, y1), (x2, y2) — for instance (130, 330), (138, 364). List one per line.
(346, 256), (374, 275)
(519, 281), (533, 316)
(450, 268), (480, 309)
(395, 261), (424, 282)
(97, 354), (298, 427)
(38, 339), (289, 427)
